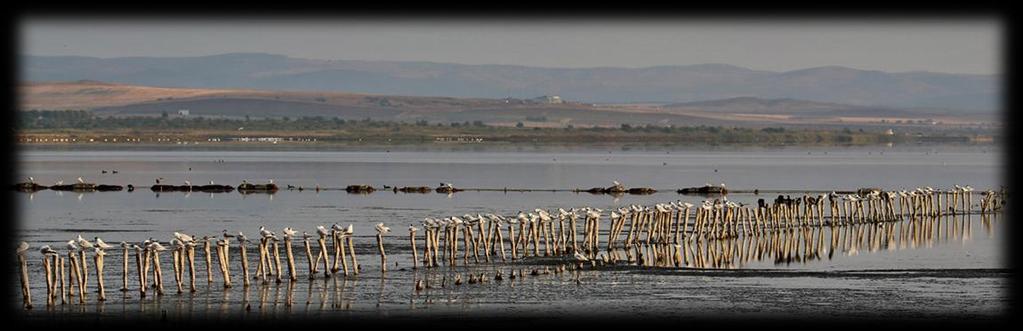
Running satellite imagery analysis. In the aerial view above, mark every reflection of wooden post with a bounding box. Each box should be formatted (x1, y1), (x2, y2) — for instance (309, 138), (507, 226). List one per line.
(18, 252), (32, 309)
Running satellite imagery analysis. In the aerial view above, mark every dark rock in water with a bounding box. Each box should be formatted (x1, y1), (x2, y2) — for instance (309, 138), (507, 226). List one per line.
(237, 183), (278, 193)
(12, 182), (48, 192)
(399, 186), (432, 193)
(96, 184), (123, 191)
(150, 184), (178, 192)
(627, 187), (657, 195)
(174, 185), (200, 192)
(436, 186), (464, 193)
(50, 184), (74, 191)
(345, 184), (376, 193)
(198, 185), (234, 193)
(677, 185), (728, 195)
(71, 183), (97, 191)
(127, 184), (135, 192)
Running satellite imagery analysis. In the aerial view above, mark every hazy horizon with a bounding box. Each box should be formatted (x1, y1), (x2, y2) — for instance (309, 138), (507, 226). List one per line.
(21, 18), (1002, 75)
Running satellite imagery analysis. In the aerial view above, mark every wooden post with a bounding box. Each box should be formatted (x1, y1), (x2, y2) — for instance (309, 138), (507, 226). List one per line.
(18, 252), (32, 309)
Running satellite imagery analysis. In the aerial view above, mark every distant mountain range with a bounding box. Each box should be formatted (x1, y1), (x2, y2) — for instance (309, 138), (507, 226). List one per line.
(20, 81), (994, 128)
(22, 53), (999, 112)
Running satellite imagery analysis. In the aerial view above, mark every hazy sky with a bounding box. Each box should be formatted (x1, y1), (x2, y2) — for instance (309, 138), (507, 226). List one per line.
(21, 18), (1002, 75)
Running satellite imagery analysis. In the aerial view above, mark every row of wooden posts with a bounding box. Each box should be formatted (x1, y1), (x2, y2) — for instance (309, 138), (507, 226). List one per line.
(15, 187), (1006, 309)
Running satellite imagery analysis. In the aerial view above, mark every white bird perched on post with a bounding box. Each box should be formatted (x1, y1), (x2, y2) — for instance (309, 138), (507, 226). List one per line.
(77, 177), (85, 184)
(174, 232), (194, 244)
(375, 223), (391, 234)
(94, 237), (114, 250)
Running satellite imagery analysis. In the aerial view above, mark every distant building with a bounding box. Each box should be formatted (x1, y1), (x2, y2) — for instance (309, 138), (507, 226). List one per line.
(177, 109), (190, 116)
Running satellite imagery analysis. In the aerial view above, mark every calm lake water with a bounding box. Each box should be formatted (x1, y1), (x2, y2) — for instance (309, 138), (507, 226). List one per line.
(13, 144), (1008, 319)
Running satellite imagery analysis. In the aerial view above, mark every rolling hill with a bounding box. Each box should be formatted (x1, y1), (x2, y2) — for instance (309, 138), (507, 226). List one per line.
(22, 53), (999, 112)
(20, 81), (994, 128)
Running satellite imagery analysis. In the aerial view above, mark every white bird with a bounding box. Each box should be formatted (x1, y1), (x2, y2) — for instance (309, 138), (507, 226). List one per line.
(344, 224), (354, 235)
(76, 235), (94, 249)
(27, 176), (34, 183)
(55, 180), (64, 186)
(17, 242), (29, 255)
(77, 177), (85, 184)
(173, 232), (194, 243)
(184, 180), (191, 187)
(66, 240), (79, 251)
(375, 223), (391, 234)
(408, 224), (419, 232)
(94, 237), (114, 250)
(94, 247), (107, 257)
(316, 226), (330, 237)
(259, 226), (274, 238)
(147, 241), (167, 252)
(40, 245), (57, 256)
(282, 227), (297, 238)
